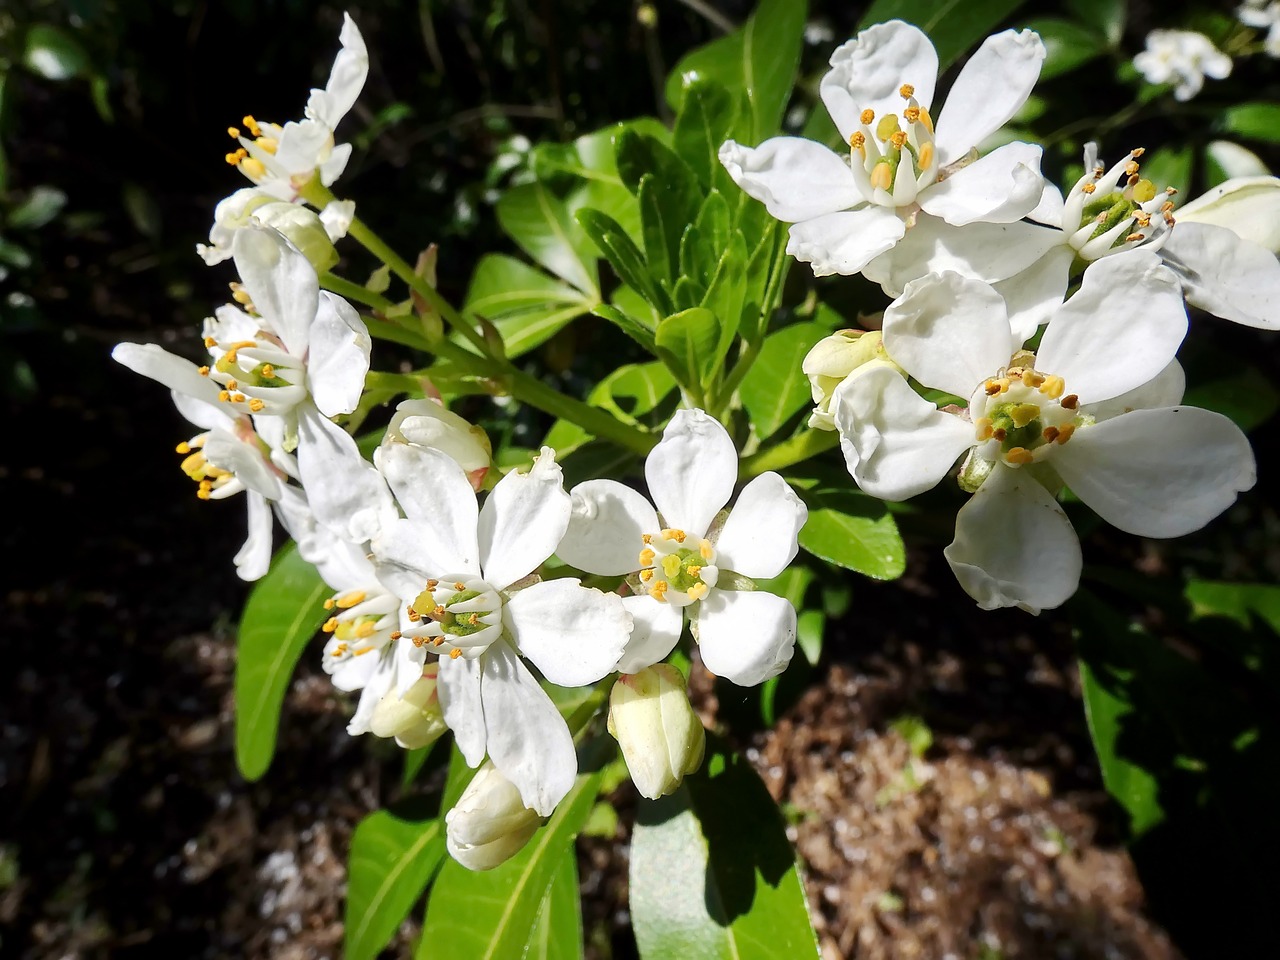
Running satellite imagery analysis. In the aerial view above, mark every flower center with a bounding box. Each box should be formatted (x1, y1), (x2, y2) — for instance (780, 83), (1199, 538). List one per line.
(969, 365), (1083, 467)
(637, 529), (720, 608)
(1062, 147), (1178, 260)
(224, 115), (277, 181)
(847, 84), (939, 208)
(401, 576), (504, 659)
(322, 586), (399, 664)
(201, 332), (303, 416)
(174, 433), (239, 500)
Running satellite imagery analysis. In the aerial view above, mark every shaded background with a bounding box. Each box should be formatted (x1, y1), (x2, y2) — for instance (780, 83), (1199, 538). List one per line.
(3, 0), (1278, 957)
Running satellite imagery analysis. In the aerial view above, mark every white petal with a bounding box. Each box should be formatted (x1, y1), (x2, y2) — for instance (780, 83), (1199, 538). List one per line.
(833, 363), (977, 500)
(170, 391), (236, 433)
(718, 138), (862, 222)
(479, 448), (570, 588)
(272, 119), (333, 178)
(831, 364), (975, 501)
(646, 409), (737, 538)
(234, 492), (275, 581)
(347, 655), (397, 736)
(557, 479), (660, 576)
(318, 142), (353, 187)
(1037, 252), (1187, 404)
(1085, 360), (1185, 422)
(918, 141), (1045, 225)
(307, 292), (371, 417)
(882, 271), (1015, 396)
(712, 473), (807, 579)
(203, 429), (281, 499)
(112, 343), (225, 406)
(1175, 175), (1280, 253)
(438, 653), (486, 764)
(933, 29), (1046, 165)
(787, 206), (906, 277)
(306, 12), (368, 129)
(295, 403), (395, 544)
(232, 225), (319, 357)
(863, 216), (1063, 296)
(695, 590), (795, 686)
(943, 464), (1081, 614)
(1027, 183), (1066, 227)
(617, 597), (684, 674)
(374, 443), (480, 575)
(480, 641), (577, 815)
(821, 21), (939, 140)
(1161, 222), (1280, 330)
(1053, 407), (1256, 538)
(505, 579), (630, 686)
(993, 244), (1073, 344)
(373, 518), (465, 597)
(320, 199), (356, 241)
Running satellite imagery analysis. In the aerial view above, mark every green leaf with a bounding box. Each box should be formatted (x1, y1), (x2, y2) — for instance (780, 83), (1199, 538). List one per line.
(418, 769), (602, 960)
(739, 322), (825, 440)
(577, 207), (672, 315)
(630, 747), (818, 959)
(655, 307), (720, 394)
(588, 361), (678, 425)
(1185, 580), (1280, 635)
(8, 185), (67, 230)
(673, 81), (740, 191)
(1064, 0), (1126, 46)
(497, 184), (599, 297)
(463, 254), (595, 358)
(757, 566), (824, 666)
(523, 846), (584, 960)
(1019, 17), (1105, 79)
(234, 544), (329, 781)
(665, 0), (808, 141)
(796, 488), (906, 580)
(860, 0), (1033, 69)
(345, 812), (445, 960)
(590, 303), (659, 355)
(1223, 103), (1280, 144)
(23, 23), (90, 81)
(1140, 144), (1192, 196)
(702, 232), (748, 365)
(1184, 365), (1280, 432)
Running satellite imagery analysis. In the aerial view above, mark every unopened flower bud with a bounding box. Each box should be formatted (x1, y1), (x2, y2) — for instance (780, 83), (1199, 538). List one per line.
(802, 329), (894, 430)
(445, 763), (543, 871)
(1176, 175), (1280, 254)
(252, 202), (339, 273)
(384, 399), (492, 483)
(369, 668), (447, 750)
(607, 664), (706, 800)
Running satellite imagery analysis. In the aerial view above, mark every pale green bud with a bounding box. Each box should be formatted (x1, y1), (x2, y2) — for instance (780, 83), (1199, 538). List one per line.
(252, 202), (339, 273)
(1176, 175), (1280, 254)
(445, 763), (543, 871)
(369, 669), (447, 750)
(802, 329), (894, 430)
(384, 399), (492, 477)
(607, 664), (706, 800)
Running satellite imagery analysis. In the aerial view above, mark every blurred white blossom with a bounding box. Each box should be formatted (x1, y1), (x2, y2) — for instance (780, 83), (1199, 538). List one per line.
(1133, 30), (1231, 101)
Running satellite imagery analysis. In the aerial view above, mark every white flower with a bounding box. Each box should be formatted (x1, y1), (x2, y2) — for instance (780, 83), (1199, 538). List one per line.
(802, 329), (894, 430)
(445, 763), (543, 871)
(384, 398), (492, 486)
(223, 13), (367, 198)
(607, 665), (706, 800)
(556, 409), (808, 686)
(370, 666), (449, 750)
(198, 189), (354, 267)
(370, 445), (632, 816)
(830, 255), (1256, 612)
(1239, 1), (1280, 57)
(1133, 30), (1232, 101)
(718, 20), (1046, 277)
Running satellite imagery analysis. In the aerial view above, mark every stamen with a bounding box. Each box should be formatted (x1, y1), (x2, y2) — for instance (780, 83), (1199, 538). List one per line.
(175, 442), (191, 454)
(204, 336), (217, 348)
(324, 598), (336, 610)
(322, 617), (338, 633)
(242, 115), (262, 137)
(975, 417), (994, 441)
(699, 539), (714, 560)
(225, 379), (238, 391)
(248, 398), (265, 413)
(336, 590), (366, 609)
(1039, 376), (1065, 399)
(650, 580), (669, 602)
(1125, 232), (1145, 242)
(992, 428), (1007, 442)
(917, 107), (933, 132)
(1124, 160), (1140, 177)
(687, 582), (710, 601)
(1005, 447), (1034, 465)
(641, 534), (652, 545)
(1130, 147), (1145, 158)
(227, 127), (240, 138)
(261, 364), (275, 378)
(849, 131), (866, 151)
(390, 631), (402, 641)
(426, 579), (439, 589)
(639, 547), (655, 567)
(687, 565), (702, 579)
(1042, 426), (1060, 443)
(660, 529), (686, 543)
(860, 108), (875, 125)
(1061, 394), (1079, 410)
(1022, 370), (1044, 388)
(904, 106), (920, 123)
(1081, 183), (1097, 194)
(449, 648), (463, 659)
(453, 581), (466, 590)
(889, 130), (907, 150)
(899, 84), (915, 98)
(985, 379), (1001, 396)
(240, 157), (267, 179)
(1055, 424), (1076, 444)
(198, 366), (210, 376)
(355, 621), (376, 639)
(639, 569), (654, 582)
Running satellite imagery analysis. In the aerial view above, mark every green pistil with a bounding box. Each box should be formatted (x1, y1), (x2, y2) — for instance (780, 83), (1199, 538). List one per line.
(214, 355), (291, 387)
(1085, 196), (1139, 242)
(989, 402), (1042, 452)
(661, 548), (706, 593)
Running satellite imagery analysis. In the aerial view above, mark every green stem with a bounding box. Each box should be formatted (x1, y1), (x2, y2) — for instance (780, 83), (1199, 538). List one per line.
(319, 272), (397, 313)
(739, 428), (839, 478)
(507, 367), (656, 456)
(363, 317), (434, 351)
(709, 337), (761, 416)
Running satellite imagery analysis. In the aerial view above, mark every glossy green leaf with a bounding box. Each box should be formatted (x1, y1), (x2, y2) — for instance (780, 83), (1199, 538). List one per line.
(1223, 103), (1280, 144)
(8, 185), (67, 231)
(590, 303), (659, 355)
(655, 307), (720, 393)
(702, 232), (748, 363)
(497, 184), (599, 298)
(1020, 17), (1105, 79)
(1140, 144), (1192, 196)
(673, 81), (740, 191)
(345, 812), (445, 960)
(577, 207), (672, 315)
(1064, 0), (1126, 46)
(1185, 580), (1280, 635)
(418, 769), (602, 960)
(523, 843), (584, 960)
(739, 322), (825, 440)
(1184, 365), (1280, 433)
(234, 544), (329, 781)
(796, 489), (906, 580)
(23, 23), (90, 81)
(589, 362), (678, 425)
(464, 254), (595, 358)
(630, 747), (818, 960)
(860, 0), (1033, 69)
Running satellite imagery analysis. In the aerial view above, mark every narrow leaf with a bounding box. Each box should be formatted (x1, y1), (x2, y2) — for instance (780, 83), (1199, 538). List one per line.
(577, 207), (672, 315)
(740, 322), (827, 440)
(655, 307), (720, 393)
(345, 812), (445, 960)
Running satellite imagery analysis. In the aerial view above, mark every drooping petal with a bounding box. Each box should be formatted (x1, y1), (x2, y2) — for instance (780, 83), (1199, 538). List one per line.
(1160, 222), (1280, 330)
(234, 491), (275, 581)
(821, 21), (939, 140)
(305, 12), (368, 129)
(882, 271), (1016, 396)
(1085, 360), (1185, 422)
(505, 579), (630, 686)
(932, 29), (1046, 165)
(203, 429), (282, 499)
(694, 590), (795, 686)
(374, 443), (480, 575)
(480, 641), (577, 815)
(438, 653), (486, 763)
(863, 216), (1063, 296)
(1175, 175), (1280, 253)
(478, 448), (570, 589)
(557, 479), (660, 576)
(993, 244), (1073, 344)
(616, 597), (684, 674)
(712, 473), (808, 579)
(231, 224), (320, 358)
(318, 142), (354, 187)
(170, 391), (237, 433)
(112, 343), (226, 407)
(1052, 407), (1256, 538)
(1036, 252), (1187, 404)
(272, 119), (334, 181)
(295, 403), (395, 544)
(718, 138), (863, 222)
(347, 654), (397, 736)
(831, 364), (976, 501)
(943, 464), (1081, 614)
(786, 206), (907, 277)
(307, 292), (371, 417)
(917, 141), (1045, 225)
(645, 409), (737, 539)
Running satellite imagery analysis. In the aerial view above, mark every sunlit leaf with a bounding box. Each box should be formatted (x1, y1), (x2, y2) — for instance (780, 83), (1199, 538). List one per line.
(796, 488), (905, 580)
(345, 812), (444, 960)
(739, 322), (826, 441)
(498, 184), (600, 298)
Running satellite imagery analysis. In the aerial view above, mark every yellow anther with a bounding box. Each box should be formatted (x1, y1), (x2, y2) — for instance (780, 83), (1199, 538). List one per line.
(869, 161), (893, 191)
(196, 488), (212, 501)
(204, 336), (217, 348)
(1061, 394), (1079, 410)
(407, 607), (421, 622)
(453, 581), (465, 590)
(261, 364), (275, 378)
(248, 398), (265, 413)
(641, 533), (653, 545)
(1054, 424), (1075, 444)
(432, 605), (447, 618)
(687, 582), (710, 601)
(1165, 186), (1178, 196)
(218, 390), (231, 402)
(411, 635), (429, 647)
(1125, 232), (1145, 242)
(225, 379), (238, 391)
(1125, 160), (1140, 177)
(231, 393), (246, 404)
(390, 631), (402, 641)
(1130, 147), (1146, 159)
(860, 108), (875, 125)
(639, 548), (656, 567)
(352, 645), (375, 656)
(1039, 375), (1065, 399)
(1009, 403), (1040, 428)
(917, 141), (934, 170)
(355, 621), (376, 639)
(639, 569), (654, 582)
(1161, 200), (1175, 214)
(331, 643), (348, 657)
(227, 127), (241, 139)
(1042, 426), (1060, 443)
(661, 529), (686, 543)
(974, 417), (994, 441)
(225, 151), (242, 165)
(198, 366), (210, 377)
(889, 130), (907, 149)
(1126, 174), (1141, 188)
(899, 83), (915, 98)
(449, 648), (463, 659)
(241, 157), (267, 180)
(324, 598), (336, 610)
(1135, 213), (1152, 227)
(336, 590), (367, 609)
(175, 441), (191, 454)
(1081, 182), (1096, 194)
(1005, 447), (1034, 465)
(904, 105), (920, 123)
(661, 554), (682, 578)
(984, 379), (1001, 396)
(992, 428), (1007, 442)
(687, 565), (702, 579)
(242, 115), (262, 137)
(699, 539), (713, 560)
(918, 106), (933, 132)
(849, 131), (866, 151)
(650, 580), (669, 602)
(1022, 370), (1044, 388)
(322, 617), (338, 633)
